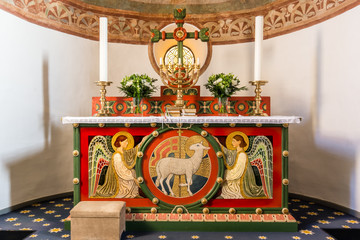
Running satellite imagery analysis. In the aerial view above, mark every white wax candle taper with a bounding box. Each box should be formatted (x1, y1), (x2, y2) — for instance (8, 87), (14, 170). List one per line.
(160, 58), (163, 65)
(254, 16), (263, 81)
(99, 17), (108, 82)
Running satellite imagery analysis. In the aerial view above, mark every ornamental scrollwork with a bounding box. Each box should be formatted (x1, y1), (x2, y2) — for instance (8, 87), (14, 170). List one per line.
(0, 0), (358, 44)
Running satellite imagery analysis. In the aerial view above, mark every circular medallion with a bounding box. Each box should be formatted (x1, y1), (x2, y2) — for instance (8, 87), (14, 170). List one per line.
(139, 128), (221, 208)
(173, 27), (187, 41)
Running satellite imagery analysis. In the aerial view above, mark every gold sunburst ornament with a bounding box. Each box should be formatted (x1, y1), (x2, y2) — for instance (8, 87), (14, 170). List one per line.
(226, 131), (249, 151)
(111, 131), (135, 151)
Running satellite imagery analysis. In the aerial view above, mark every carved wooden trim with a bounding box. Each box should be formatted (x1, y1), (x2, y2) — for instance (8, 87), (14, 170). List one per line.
(0, 0), (359, 45)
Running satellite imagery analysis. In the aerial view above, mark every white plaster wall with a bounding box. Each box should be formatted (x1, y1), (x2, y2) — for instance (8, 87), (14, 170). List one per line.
(1, 5), (360, 213)
(0, 10), (98, 211)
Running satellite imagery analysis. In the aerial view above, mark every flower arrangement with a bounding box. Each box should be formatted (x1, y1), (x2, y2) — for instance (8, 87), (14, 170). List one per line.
(204, 73), (247, 98)
(205, 73), (247, 114)
(118, 74), (157, 114)
(118, 73), (157, 98)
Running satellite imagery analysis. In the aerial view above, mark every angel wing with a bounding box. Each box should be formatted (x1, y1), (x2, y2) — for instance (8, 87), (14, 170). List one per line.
(247, 136), (273, 198)
(88, 136), (113, 197)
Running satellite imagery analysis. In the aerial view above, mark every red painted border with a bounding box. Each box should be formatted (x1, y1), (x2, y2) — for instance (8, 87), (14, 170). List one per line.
(79, 127), (156, 207)
(204, 127), (282, 208)
(78, 126), (283, 209)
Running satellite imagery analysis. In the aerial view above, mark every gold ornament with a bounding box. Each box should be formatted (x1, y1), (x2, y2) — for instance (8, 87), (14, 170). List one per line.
(72, 123), (79, 128)
(98, 123), (105, 128)
(201, 131), (208, 137)
(283, 123), (289, 128)
(176, 208), (183, 214)
(73, 178), (79, 185)
(201, 198), (208, 205)
(150, 122), (157, 127)
(229, 123), (236, 127)
(151, 208), (157, 214)
(283, 150), (289, 157)
(256, 123), (262, 128)
(282, 208), (289, 214)
(282, 179), (289, 185)
(229, 208), (236, 214)
(202, 208), (209, 214)
(256, 208), (263, 214)
(137, 177), (144, 183)
(126, 207), (131, 213)
(152, 131), (159, 137)
(216, 151), (223, 157)
(203, 123), (209, 128)
(73, 150), (79, 157)
(125, 123), (131, 128)
(152, 198), (159, 204)
(216, 177), (223, 184)
(137, 151), (144, 158)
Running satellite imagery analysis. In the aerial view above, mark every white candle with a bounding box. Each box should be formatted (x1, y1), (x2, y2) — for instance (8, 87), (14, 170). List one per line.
(196, 58), (200, 65)
(160, 57), (163, 65)
(99, 17), (108, 82)
(178, 57), (181, 65)
(254, 16), (264, 81)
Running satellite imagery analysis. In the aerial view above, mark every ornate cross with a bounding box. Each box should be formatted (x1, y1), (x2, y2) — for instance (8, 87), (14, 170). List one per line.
(151, 8), (209, 64)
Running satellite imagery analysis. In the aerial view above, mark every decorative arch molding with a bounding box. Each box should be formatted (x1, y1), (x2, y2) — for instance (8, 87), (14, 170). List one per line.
(0, 0), (359, 45)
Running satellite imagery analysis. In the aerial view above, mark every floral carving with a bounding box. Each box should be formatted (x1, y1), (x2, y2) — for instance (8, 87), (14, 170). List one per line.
(0, 0), (358, 44)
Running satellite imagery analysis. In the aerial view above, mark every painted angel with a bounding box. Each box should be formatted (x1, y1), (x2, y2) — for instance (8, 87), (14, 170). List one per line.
(88, 132), (146, 198)
(215, 132), (273, 199)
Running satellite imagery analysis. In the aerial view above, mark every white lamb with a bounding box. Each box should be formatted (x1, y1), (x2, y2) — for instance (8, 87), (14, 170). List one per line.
(155, 141), (210, 196)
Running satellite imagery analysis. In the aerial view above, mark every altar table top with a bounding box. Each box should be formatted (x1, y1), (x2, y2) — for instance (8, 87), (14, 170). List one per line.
(62, 116), (302, 125)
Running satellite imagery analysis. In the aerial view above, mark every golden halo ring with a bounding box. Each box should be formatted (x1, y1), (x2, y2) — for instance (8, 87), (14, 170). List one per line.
(111, 131), (135, 151)
(226, 131), (249, 151)
(185, 135), (209, 158)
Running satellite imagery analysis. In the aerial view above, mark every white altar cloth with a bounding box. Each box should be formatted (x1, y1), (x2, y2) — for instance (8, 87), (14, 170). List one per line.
(62, 116), (302, 125)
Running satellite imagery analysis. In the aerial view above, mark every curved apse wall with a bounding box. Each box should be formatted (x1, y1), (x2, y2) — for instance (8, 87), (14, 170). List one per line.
(1, 0), (360, 216)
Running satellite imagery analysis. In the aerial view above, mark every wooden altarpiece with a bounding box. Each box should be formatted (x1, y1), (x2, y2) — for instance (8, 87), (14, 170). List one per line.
(62, 92), (300, 231)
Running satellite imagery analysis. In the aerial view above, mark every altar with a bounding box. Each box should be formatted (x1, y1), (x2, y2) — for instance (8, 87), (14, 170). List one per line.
(62, 116), (300, 231)
(62, 7), (302, 233)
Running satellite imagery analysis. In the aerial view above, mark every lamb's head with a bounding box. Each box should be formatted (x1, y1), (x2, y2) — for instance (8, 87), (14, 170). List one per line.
(189, 141), (210, 151)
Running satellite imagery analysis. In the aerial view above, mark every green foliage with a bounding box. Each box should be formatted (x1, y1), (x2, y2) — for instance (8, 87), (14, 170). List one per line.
(118, 74), (157, 98)
(205, 73), (247, 98)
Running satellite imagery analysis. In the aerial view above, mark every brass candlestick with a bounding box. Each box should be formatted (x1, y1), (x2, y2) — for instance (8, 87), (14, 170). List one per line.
(249, 80), (268, 116)
(95, 81), (112, 117)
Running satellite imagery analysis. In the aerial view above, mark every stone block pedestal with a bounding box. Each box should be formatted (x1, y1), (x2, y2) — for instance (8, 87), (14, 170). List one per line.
(70, 201), (126, 240)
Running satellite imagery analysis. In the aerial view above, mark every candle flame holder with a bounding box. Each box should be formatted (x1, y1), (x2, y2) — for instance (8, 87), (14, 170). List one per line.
(160, 60), (200, 115)
(95, 81), (112, 117)
(249, 80), (268, 116)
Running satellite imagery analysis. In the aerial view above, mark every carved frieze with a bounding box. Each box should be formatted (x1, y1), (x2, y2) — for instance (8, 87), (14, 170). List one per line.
(0, 0), (359, 44)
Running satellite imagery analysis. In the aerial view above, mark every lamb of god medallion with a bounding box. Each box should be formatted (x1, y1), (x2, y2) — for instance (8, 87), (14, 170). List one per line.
(149, 135), (211, 198)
